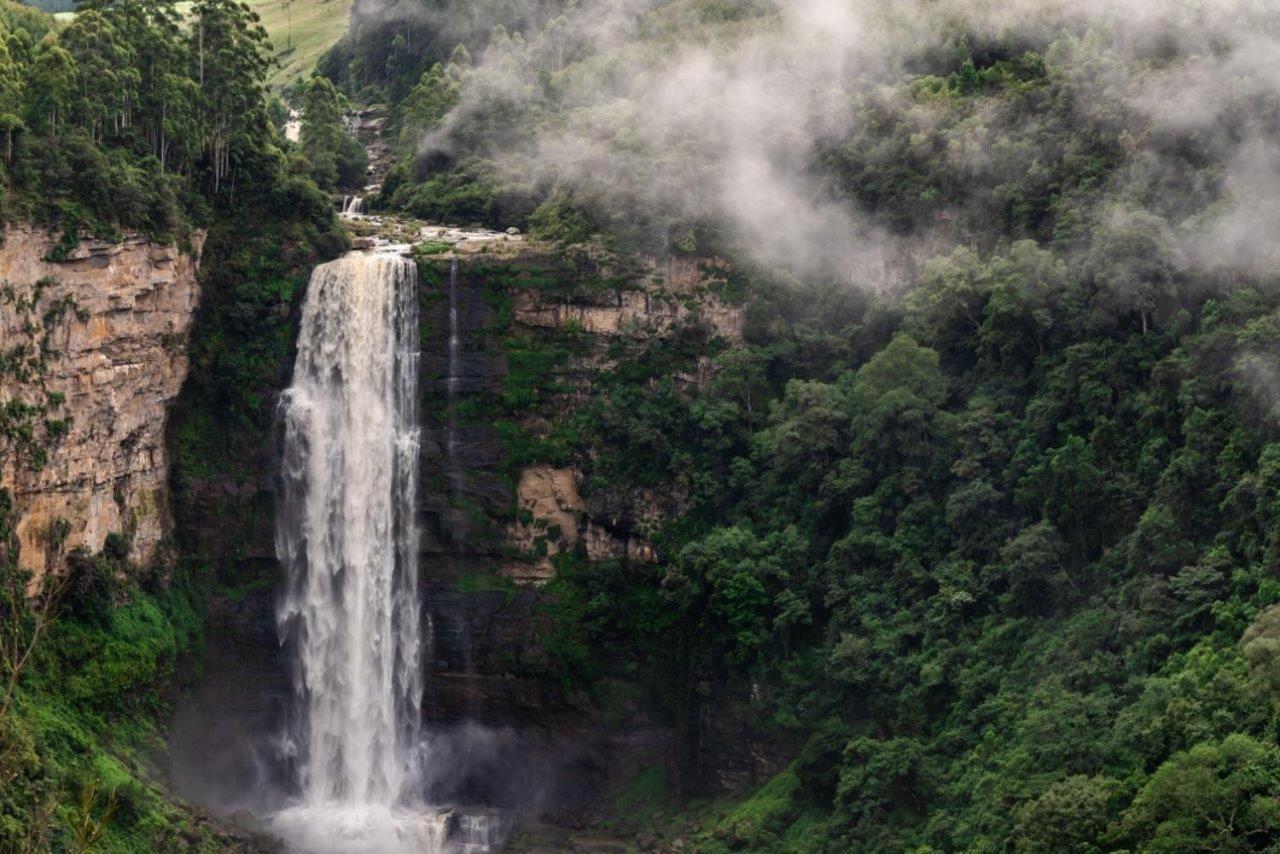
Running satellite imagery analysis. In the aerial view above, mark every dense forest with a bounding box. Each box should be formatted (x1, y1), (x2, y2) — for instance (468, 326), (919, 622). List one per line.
(0, 0), (346, 848)
(6, 0), (1280, 850)
(319, 0), (1280, 850)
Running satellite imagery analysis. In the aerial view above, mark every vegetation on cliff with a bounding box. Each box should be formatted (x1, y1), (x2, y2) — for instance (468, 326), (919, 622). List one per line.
(0, 497), (221, 850)
(322, 1), (1280, 850)
(0, 0), (345, 847)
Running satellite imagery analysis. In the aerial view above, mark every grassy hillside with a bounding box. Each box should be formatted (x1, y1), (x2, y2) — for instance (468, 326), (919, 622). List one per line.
(40, 0), (349, 90)
(251, 0), (352, 90)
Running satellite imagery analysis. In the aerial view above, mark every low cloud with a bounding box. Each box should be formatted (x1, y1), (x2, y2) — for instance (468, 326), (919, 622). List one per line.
(407, 0), (1280, 284)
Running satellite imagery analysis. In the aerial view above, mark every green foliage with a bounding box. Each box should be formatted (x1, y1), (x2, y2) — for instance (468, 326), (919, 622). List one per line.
(0, 0), (279, 235)
(298, 73), (365, 190)
(396, 61), (462, 150)
(0, 500), (210, 850)
(365, 13), (1280, 848)
(527, 191), (596, 245)
(1118, 734), (1280, 851)
(12, 0), (1280, 849)
(612, 764), (674, 825)
(685, 767), (826, 854)
(524, 217), (1280, 850)
(1011, 775), (1123, 853)
(383, 157), (509, 225)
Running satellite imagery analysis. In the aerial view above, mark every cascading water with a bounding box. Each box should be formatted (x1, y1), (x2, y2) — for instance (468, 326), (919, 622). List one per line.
(341, 195), (364, 215)
(445, 257), (463, 495)
(272, 250), (441, 853)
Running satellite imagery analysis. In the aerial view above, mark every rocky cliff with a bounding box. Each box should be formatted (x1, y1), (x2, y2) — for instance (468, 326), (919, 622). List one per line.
(167, 233), (763, 818)
(408, 245), (764, 797)
(0, 225), (203, 586)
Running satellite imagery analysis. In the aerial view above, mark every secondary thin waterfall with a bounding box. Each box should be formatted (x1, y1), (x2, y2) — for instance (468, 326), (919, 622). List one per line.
(275, 251), (423, 811)
(444, 258), (463, 496)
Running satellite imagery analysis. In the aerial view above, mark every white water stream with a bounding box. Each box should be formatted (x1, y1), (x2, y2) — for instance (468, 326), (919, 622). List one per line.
(269, 248), (510, 853)
(273, 251), (436, 852)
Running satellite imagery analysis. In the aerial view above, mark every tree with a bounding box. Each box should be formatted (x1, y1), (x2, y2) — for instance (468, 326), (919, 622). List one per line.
(59, 8), (137, 142)
(1241, 603), (1280, 707)
(397, 62), (461, 151)
(0, 33), (23, 163)
(0, 490), (69, 793)
(1011, 775), (1122, 853)
(1089, 204), (1179, 335)
(835, 737), (932, 832)
(299, 73), (346, 188)
(664, 525), (808, 668)
(1119, 734), (1280, 852)
(1000, 519), (1070, 614)
(25, 41), (74, 137)
(190, 0), (271, 194)
(846, 333), (950, 473)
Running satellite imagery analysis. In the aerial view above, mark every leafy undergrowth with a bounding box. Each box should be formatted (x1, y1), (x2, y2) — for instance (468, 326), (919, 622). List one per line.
(591, 764), (828, 853)
(0, 542), (245, 851)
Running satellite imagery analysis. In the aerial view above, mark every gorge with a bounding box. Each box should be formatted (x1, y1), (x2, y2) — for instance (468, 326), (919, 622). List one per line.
(9, 0), (1280, 851)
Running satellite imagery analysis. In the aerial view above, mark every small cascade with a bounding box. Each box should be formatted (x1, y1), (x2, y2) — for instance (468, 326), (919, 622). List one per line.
(284, 109), (301, 143)
(451, 811), (515, 853)
(447, 257), (460, 400)
(340, 195), (364, 216)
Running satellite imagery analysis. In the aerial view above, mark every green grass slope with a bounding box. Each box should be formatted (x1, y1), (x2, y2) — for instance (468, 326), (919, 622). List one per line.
(40, 0), (349, 89)
(252, 0), (352, 89)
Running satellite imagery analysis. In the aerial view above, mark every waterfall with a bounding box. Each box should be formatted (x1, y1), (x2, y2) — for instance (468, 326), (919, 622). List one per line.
(440, 255), (473, 549)
(447, 257), (460, 400)
(272, 251), (436, 853)
(445, 258), (461, 488)
(341, 195), (364, 215)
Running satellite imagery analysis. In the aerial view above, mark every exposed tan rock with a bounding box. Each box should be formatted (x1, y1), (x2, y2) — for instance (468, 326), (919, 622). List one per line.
(0, 224), (203, 588)
(582, 523), (659, 564)
(511, 254), (744, 342)
(504, 465), (659, 582)
(504, 466), (583, 582)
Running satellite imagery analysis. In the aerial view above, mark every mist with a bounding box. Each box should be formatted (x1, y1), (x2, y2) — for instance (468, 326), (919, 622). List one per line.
(401, 0), (1280, 285)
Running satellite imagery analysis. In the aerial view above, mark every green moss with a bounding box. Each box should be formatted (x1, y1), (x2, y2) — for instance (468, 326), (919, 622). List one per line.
(712, 769), (801, 847)
(613, 764), (674, 824)
(501, 333), (577, 412)
(454, 572), (518, 602)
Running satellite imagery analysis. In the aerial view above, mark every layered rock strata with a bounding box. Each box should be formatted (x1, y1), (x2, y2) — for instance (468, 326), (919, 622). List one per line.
(0, 225), (203, 585)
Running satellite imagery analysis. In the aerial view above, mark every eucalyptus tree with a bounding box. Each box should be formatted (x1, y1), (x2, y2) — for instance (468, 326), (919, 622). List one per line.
(190, 0), (271, 194)
(299, 73), (344, 187)
(0, 33), (23, 164)
(24, 41), (73, 138)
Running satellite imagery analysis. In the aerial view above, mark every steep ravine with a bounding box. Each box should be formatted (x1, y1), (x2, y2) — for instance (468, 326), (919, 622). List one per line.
(157, 213), (781, 847)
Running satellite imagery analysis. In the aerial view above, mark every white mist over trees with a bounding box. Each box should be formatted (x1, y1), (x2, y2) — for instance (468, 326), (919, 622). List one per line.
(347, 0), (1280, 286)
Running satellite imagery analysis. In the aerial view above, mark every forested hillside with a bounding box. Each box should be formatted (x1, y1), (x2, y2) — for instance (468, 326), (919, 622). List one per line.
(319, 0), (1280, 849)
(0, 0), (344, 848)
(6, 0), (1280, 850)
(0, 0), (278, 236)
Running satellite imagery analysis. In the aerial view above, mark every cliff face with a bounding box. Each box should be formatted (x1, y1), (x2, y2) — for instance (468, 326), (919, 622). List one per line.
(167, 238), (763, 813)
(0, 225), (203, 585)
(510, 255), (743, 342)
(500, 253), (743, 581)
